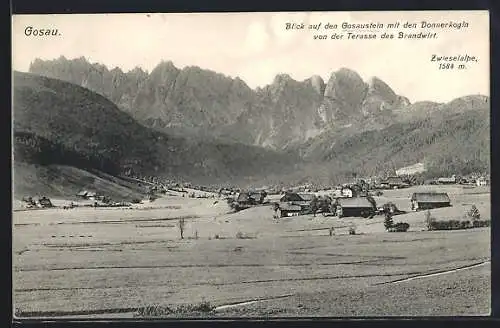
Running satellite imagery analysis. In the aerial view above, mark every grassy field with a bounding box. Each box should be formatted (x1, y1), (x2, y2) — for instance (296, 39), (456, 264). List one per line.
(12, 185), (491, 318)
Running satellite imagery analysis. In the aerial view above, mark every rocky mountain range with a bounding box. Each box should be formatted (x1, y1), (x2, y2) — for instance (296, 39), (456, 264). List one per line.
(30, 57), (421, 150)
(13, 71), (300, 186)
(22, 57), (490, 187)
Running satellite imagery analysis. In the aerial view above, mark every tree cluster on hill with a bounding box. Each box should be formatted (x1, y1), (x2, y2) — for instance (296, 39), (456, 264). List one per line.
(14, 131), (121, 174)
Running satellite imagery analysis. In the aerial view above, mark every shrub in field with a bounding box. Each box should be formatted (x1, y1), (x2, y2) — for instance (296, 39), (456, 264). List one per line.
(349, 227), (356, 235)
(466, 205), (481, 221)
(428, 219), (490, 230)
(178, 217), (186, 239)
(389, 222), (410, 232)
(473, 220), (490, 228)
(461, 221), (472, 229)
(425, 210), (435, 231)
(193, 300), (216, 313)
(214, 234), (220, 239)
(135, 301), (215, 317)
(384, 213), (394, 231)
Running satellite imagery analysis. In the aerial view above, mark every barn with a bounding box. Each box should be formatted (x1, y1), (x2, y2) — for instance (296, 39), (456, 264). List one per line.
(334, 197), (377, 218)
(37, 196), (53, 208)
(437, 175), (457, 184)
(237, 191), (266, 205)
(382, 176), (408, 189)
(77, 190), (89, 198)
(277, 193), (316, 217)
(280, 192), (315, 204)
(277, 203), (304, 217)
(76, 190), (97, 200)
(411, 192), (451, 210)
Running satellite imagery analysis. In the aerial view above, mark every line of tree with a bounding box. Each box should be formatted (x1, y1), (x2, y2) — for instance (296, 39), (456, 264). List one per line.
(14, 131), (121, 175)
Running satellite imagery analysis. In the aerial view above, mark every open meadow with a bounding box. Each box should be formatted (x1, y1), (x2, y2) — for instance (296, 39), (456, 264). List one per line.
(12, 185), (491, 318)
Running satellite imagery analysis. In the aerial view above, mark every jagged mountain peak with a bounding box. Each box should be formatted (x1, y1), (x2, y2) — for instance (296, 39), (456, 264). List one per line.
(368, 76), (393, 91)
(272, 73), (295, 84)
(27, 56), (488, 152)
(151, 60), (179, 73)
(331, 67), (365, 81)
(325, 68), (366, 96)
(304, 75), (326, 95)
(128, 66), (148, 76)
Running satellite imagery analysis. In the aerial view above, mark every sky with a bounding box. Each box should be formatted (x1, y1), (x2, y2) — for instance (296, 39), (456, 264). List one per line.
(12, 11), (489, 103)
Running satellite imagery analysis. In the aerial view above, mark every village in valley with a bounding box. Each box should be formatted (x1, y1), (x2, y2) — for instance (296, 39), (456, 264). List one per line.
(20, 162), (490, 227)
(11, 11), (491, 319)
(12, 159), (491, 318)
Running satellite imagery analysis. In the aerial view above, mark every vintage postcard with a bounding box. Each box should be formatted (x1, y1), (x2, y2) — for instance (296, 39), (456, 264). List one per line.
(11, 11), (490, 318)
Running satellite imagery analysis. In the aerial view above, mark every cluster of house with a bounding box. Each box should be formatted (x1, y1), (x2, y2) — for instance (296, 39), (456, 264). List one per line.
(425, 174), (490, 186)
(273, 190), (452, 219)
(275, 192), (378, 218)
(124, 170), (480, 219)
(21, 196), (53, 208)
(228, 177), (454, 219)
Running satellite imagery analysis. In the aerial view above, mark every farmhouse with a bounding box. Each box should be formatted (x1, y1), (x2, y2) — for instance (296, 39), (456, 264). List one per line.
(437, 175), (457, 184)
(281, 192), (315, 203)
(334, 197), (377, 218)
(76, 190), (97, 200)
(277, 192), (316, 217)
(382, 176), (408, 189)
(476, 177), (489, 186)
(277, 202), (304, 217)
(341, 186), (354, 198)
(411, 192), (451, 210)
(37, 196), (53, 208)
(237, 191), (266, 205)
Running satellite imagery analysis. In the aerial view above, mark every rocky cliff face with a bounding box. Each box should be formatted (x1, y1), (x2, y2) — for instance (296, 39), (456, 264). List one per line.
(29, 57), (254, 135)
(30, 57), (482, 151)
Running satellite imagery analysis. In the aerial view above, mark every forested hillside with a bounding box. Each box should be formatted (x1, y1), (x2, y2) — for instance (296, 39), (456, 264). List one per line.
(13, 72), (300, 185)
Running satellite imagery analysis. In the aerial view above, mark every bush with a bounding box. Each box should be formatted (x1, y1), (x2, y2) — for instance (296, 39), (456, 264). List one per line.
(384, 213), (394, 230)
(229, 201), (241, 212)
(425, 210), (435, 231)
(389, 222), (410, 232)
(135, 301), (215, 317)
(473, 220), (490, 228)
(178, 217), (186, 239)
(349, 227), (356, 235)
(428, 219), (490, 230)
(466, 205), (481, 221)
(461, 221), (471, 229)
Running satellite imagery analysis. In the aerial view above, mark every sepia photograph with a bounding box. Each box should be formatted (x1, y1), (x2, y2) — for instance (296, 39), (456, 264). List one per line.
(11, 11), (490, 318)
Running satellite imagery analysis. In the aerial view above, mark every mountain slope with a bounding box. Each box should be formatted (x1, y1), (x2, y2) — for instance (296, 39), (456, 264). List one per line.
(290, 104), (490, 185)
(13, 72), (300, 187)
(13, 162), (147, 201)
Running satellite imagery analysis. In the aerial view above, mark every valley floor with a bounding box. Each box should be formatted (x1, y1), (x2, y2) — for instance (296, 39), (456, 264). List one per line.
(12, 186), (491, 318)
